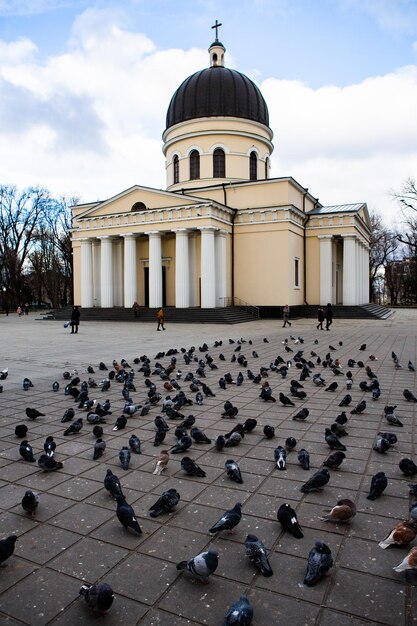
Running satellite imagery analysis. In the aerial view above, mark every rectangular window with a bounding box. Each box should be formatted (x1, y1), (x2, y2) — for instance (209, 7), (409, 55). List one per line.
(294, 258), (300, 288)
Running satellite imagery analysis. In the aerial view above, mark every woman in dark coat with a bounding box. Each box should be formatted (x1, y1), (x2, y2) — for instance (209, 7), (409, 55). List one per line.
(70, 306), (80, 334)
(317, 306), (325, 330)
(324, 303), (333, 331)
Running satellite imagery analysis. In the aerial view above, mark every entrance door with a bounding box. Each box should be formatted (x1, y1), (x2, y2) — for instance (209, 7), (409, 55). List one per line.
(144, 267), (166, 307)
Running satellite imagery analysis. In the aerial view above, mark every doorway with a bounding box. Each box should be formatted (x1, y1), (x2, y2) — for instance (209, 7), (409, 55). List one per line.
(144, 267), (166, 307)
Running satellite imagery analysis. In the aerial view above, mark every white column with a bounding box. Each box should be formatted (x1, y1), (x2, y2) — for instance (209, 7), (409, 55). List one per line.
(147, 231), (163, 308)
(123, 234), (137, 308)
(358, 242), (364, 303)
(364, 245), (369, 303)
(189, 231), (198, 306)
(199, 227), (217, 308)
(100, 237), (113, 308)
(92, 240), (101, 306)
(319, 236), (333, 305)
(342, 235), (357, 305)
(215, 230), (227, 306)
(80, 238), (93, 308)
(112, 239), (123, 306)
(173, 229), (189, 308)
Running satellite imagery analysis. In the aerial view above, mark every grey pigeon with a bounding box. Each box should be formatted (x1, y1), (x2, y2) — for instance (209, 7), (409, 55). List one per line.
(223, 595), (253, 626)
(38, 454), (63, 471)
(149, 488), (180, 517)
(43, 436), (56, 457)
(303, 541), (333, 586)
(216, 435), (226, 451)
(115, 495), (142, 534)
(277, 503), (303, 538)
(274, 446), (286, 470)
(104, 469), (124, 498)
(93, 438), (106, 460)
(300, 469), (330, 493)
(79, 583), (114, 614)
(209, 502), (242, 534)
(176, 548), (218, 583)
(225, 459), (243, 484)
(25, 407), (44, 420)
(366, 471), (388, 500)
(224, 432), (242, 447)
(129, 434), (141, 454)
(244, 534), (273, 577)
(21, 491), (39, 518)
(181, 456), (206, 477)
(19, 440), (35, 462)
(298, 448), (310, 470)
(61, 407), (75, 423)
(0, 535), (18, 565)
(119, 446), (131, 470)
(63, 417), (83, 436)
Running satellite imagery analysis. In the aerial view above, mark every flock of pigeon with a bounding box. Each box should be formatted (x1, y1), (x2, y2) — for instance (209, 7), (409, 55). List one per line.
(1, 330), (417, 624)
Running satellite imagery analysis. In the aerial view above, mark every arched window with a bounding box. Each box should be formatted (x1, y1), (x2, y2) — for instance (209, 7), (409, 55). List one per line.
(190, 150), (200, 180)
(265, 157), (269, 179)
(173, 155), (179, 184)
(250, 151), (257, 181)
(213, 148), (225, 178)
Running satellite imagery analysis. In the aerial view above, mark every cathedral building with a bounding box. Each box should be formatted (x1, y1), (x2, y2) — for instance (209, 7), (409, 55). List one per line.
(71, 33), (370, 314)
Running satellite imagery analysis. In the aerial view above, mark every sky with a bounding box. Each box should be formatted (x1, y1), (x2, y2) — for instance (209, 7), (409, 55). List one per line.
(0, 0), (417, 226)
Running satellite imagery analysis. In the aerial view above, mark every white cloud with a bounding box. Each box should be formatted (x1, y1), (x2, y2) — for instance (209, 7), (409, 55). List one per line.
(0, 7), (415, 225)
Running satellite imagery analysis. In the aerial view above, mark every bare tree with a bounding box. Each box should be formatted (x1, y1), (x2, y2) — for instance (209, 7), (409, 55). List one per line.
(368, 210), (398, 303)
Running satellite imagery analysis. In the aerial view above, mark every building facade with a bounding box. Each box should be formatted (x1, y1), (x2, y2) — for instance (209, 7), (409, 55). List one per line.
(71, 36), (371, 310)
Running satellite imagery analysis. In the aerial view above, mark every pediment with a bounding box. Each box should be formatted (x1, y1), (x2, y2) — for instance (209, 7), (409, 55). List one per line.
(76, 185), (208, 219)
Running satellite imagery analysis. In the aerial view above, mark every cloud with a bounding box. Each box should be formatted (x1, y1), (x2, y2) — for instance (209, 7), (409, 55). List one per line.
(0, 6), (415, 225)
(341, 0), (417, 36)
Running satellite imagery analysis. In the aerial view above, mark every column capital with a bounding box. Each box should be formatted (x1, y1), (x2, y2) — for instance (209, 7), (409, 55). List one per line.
(318, 234), (333, 240)
(171, 228), (189, 234)
(97, 235), (114, 241)
(216, 229), (228, 237)
(145, 230), (162, 237)
(341, 233), (358, 240)
(121, 233), (137, 239)
(198, 226), (218, 233)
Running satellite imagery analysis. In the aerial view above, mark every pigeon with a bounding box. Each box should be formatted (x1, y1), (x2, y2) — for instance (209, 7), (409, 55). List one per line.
(330, 422), (348, 437)
(339, 394), (352, 407)
(41, 436), (56, 460)
(243, 418), (257, 433)
(325, 382), (338, 392)
(366, 471), (388, 500)
(274, 446), (286, 470)
(190, 427), (211, 444)
(180, 415), (196, 429)
(399, 458), (417, 476)
(25, 407), (45, 420)
(15, 424), (28, 438)
(21, 490), (39, 518)
(86, 412), (105, 425)
(320, 498), (356, 523)
(104, 469), (124, 499)
(119, 446), (131, 470)
(223, 595), (253, 625)
(408, 484), (417, 497)
(350, 400), (366, 414)
(0, 535), (18, 566)
(277, 503), (303, 538)
(403, 389), (417, 402)
(378, 432), (398, 445)
(225, 459), (243, 484)
(373, 436), (390, 454)
(61, 407), (75, 423)
(171, 435), (192, 454)
(153, 449), (169, 475)
(64, 417), (83, 436)
(38, 454), (63, 471)
(216, 435), (226, 451)
(293, 407), (309, 421)
(408, 361), (415, 372)
(79, 583), (114, 614)
(263, 425), (275, 439)
(154, 429), (167, 447)
(385, 413), (403, 427)
(323, 451), (346, 469)
(379, 520), (417, 549)
(393, 546), (417, 572)
(115, 495), (142, 534)
(93, 438), (106, 460)
(304, 541), (333, 586)
(129, 434), (141, 454)
(22, 377), (34, 390)
(224, 432), (242, 447)
(325, 429), (346, 451)
(298, 448), (310, 470)
(149, 488), (180, 518)
(155, 415), (169, 431)
(300, 469), (330, 493)
(279, 393), (295, 407)
(359, 343), (366, 351)
(222, 402), (239, 418)
(244, 534), (273, 577)
(176, 548), (219, 584)
(285, 436), (297, 451)
(209, 502), (242, 535)
(19, 440), (35, 462)
(181, 456), (206, 477)
(113, 415), (127, 432)
(0, 368), (8, 380)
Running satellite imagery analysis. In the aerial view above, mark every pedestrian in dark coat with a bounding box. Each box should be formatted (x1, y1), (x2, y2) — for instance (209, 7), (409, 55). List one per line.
(317, 306), (325, 330)
(282, 304), (291, 327)
(324, 303), (333, 331)
(70, 306), (80, 334)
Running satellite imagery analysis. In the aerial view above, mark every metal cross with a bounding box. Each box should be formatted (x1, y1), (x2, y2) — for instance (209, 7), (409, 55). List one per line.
(211, 20), (222, 41)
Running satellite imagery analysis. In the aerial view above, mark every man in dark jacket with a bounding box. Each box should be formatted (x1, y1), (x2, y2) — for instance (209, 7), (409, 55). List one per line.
(324, 303), (333, 331)
(70, 306), (80, 334)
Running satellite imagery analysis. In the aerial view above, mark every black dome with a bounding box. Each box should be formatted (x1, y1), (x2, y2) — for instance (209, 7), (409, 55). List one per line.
(165, 66), (270, 130)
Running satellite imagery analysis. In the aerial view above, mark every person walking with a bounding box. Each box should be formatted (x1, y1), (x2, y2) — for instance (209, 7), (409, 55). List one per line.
(317, 306), (325, 330)
(156, 307), (165, 331)
(132, 301), (140, 318)
(324, 303), (333, 331)
(70, 305), (80, 334)
(282, 304), (291, 327)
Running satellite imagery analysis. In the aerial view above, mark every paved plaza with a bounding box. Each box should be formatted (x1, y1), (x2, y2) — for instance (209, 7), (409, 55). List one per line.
(0, 310), (417, 625)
